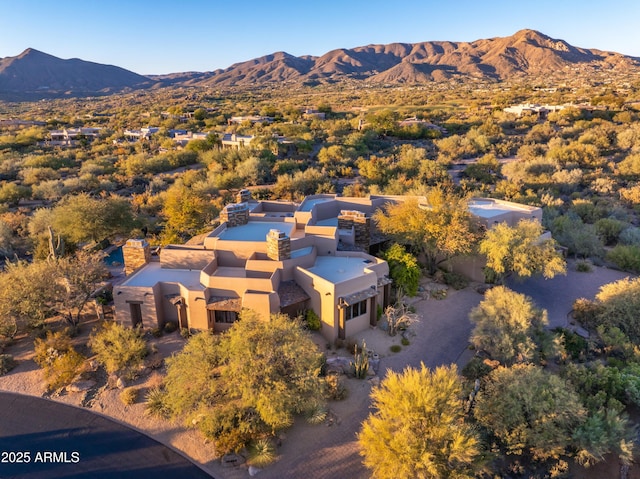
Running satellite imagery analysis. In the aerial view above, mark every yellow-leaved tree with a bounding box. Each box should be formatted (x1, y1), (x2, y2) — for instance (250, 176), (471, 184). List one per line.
(358, 364), (482, 479)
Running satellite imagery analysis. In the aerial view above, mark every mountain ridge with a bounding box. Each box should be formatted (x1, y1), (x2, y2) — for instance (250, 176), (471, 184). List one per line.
(2, 30), (639, 100)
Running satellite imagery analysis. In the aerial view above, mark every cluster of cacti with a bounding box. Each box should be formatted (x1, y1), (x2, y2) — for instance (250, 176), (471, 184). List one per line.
(351, 340), (369, 379)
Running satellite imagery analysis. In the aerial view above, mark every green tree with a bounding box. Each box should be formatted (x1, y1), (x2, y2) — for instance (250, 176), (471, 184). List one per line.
(474, 364), (585, 461)
(89, 321), (147, 379)
(374, 190), (479, 274)
(155, 312), (325, 453)
(161, 182), (218, 243)
(358, 364), (482, 479)
(469, 286), (548, 365)
(51, 193), (138, 244)
(53, 252), (108, 327)
(223, 312), (325, 431)
(0, 259), (56, 338)
(382, 243), (420, 296)
(577, 277), (640, 344)
(479, 219), (566, 283)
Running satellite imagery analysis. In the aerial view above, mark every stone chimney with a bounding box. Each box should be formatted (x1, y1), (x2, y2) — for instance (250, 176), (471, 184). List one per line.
(123, 239), (151, 275)
(237, 188), (251, 204)
(266, 229), (291, 261)
(220, 203), (249, 227)
(338, 210), (370, 251)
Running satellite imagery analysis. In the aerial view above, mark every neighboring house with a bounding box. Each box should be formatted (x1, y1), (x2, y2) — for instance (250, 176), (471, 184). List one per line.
(123, 127), (160, 141)
(173, 131), (209, 146)
(302, 109), (326, 120)
(220, 133), (254, 149)
(228, 115), (274, 125)
(47, 127), (102, 147)
(503, 103), (566, 117)
(113, 193), (543, 341)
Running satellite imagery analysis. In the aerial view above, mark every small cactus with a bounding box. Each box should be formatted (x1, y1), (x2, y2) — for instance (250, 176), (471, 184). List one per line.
(351, 340), (369, 379)
(47, 226), (65, 259)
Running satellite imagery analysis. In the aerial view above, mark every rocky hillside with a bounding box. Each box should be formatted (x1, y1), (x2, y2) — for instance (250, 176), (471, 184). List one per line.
(0, 48), (151, 100)
(183, 29), (638, 87)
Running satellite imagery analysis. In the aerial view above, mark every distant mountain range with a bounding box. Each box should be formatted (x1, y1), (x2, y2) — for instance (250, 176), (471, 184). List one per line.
(1, 30), (639, 101)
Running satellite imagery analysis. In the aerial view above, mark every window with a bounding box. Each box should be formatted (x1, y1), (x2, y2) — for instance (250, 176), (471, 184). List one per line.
(345, 300), (367, 320)
(214, 310), (239, 324)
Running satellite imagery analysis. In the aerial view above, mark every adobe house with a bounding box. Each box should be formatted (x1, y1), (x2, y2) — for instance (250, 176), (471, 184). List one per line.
(113, 193), (542, 341)
(113, 193), (392, 342)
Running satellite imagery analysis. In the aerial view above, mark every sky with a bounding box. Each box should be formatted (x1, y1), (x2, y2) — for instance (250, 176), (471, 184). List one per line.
(1, 0), (640, 75)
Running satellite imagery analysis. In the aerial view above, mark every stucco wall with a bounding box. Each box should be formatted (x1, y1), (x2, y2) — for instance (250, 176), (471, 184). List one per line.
(113, 283), (162, 329)
(160, 247), (215, 270)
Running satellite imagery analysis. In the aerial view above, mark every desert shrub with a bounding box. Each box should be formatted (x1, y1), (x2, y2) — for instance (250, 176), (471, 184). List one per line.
(150, 327), (163, 338)
(383, 243), (420, 296)
(461, 357), (493, 380)
(430, 288), (448, 300)
(390, 344), (402, 353)
(89, 321), (148, 379)
(606, 245), (640, 273)
(0, 354), (17, 375)
(553, 328), (588, 360)
(572, 298), (601, 329)
(441, 270), (469, 290)
(247, 438), (277, 467)
(575, 260), (593, 272)
(595, 218), (626, 246)
(619, 227), (640, 246)
(305, 403), (328, 425)
(34, 330), (86, 391)
(305, 309), (321, 331)
(401, 337), (410, 346)
(325, 374), (347, 400)
(145, 386), (169, 418)
(163, 321), (178, 334)
(180, 327), (191, 339)
(119, 387), (138, 406)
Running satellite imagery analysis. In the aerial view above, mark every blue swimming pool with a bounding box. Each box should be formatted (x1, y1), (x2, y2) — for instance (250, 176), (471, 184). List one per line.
(104, 246), (123, 266)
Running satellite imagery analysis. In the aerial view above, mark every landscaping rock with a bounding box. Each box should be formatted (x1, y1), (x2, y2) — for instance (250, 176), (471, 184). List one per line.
(369, 358), (380, 374)
(369, 376), (381, 387)
(325, 357), (351, 375)
(221, 453), (245, 468)
(248, 465), (262, 476)
(67, 380), (96, 392)
(116, 377), (126, 389)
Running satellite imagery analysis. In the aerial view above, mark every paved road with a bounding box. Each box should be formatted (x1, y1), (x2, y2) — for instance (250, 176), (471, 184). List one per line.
(0, 392), (213, 479)
(507, 263), (633, 329)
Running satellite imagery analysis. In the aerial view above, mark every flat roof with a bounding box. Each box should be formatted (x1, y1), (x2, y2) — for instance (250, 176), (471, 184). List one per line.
(306, 256), (373, 283)
(468, 199), (533, 219)
(298, 197), (334, 212)
(121, 262), (203, 289)
(315, 217), (338, 227)
(216, 221), (294, 241)
(291, 246), (313, 258)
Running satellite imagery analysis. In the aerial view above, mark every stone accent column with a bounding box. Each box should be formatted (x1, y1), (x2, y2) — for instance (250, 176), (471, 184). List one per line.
(338, 210), (370, 250)
(337, 211), (354, 230)
(353, 214), (371, 251)
(220, 203), (249, 227)
(123, 239), (151, 275)
(237, 189), (251, 203)
(266, 229), (291, 261)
